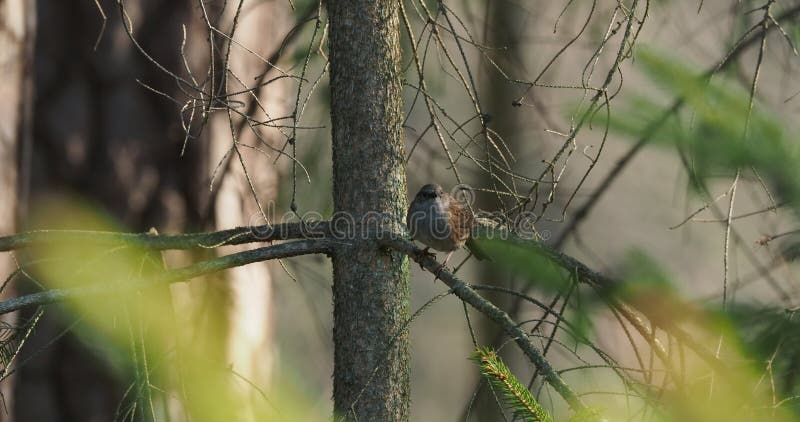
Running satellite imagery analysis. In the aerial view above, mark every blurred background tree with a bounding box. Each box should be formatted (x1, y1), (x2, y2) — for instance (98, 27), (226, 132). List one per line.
(5, 0), (290, 420)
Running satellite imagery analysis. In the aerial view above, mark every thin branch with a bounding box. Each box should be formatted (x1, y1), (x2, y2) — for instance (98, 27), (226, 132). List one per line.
(0, 239), (332, 315)
(0, 222), (333, 251)
(553, 3), (800, 247)
(0, 220), (728, 377)
(379, 236), (586, 412)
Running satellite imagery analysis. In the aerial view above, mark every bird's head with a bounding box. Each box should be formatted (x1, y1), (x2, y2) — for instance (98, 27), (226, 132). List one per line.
(415, 183), (444, 201)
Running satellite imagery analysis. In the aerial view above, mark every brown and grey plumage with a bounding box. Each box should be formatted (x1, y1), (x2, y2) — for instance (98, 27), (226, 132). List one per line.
(407, 183), (475, 268)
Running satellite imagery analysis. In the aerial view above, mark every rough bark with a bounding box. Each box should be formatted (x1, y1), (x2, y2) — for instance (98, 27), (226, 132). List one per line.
(328, 1), (410, 420)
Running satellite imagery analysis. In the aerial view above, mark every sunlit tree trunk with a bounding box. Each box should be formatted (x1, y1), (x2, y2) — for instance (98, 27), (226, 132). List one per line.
(205, 0), (290, 397)
(0, 0), (32, 419)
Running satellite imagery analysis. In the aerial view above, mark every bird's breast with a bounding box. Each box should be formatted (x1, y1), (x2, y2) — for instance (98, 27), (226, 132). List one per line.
(407, 199), (457, 251)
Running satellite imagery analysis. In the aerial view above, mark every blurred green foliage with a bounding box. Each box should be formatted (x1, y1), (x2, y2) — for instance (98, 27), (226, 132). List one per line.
(473, 51), (800, 413)
(24, 195), (326, 422)
(605, 46), (800, 420)
(610, 47), (799, 206)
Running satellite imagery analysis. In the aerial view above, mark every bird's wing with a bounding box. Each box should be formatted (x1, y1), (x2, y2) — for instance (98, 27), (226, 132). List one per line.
(449, 200), (474, 244)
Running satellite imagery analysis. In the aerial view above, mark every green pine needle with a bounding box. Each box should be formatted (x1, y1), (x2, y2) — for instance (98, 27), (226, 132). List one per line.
(470, 347), (554, 422)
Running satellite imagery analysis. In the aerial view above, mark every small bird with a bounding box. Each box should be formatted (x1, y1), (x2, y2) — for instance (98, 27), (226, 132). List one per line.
(407, 183), (474, 270)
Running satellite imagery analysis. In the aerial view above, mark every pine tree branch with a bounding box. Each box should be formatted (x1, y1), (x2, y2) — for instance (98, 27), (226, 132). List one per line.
(472, 220), (727, 373)
(0, 222), (334, 251)
(0, 238), (333, 315)
(379, 236), (586, 412)
(471, 347), (555, 422)
(0, 221), (724, 374)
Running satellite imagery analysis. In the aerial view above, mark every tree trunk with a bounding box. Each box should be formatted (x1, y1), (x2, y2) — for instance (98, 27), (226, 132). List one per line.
(0, 0), (31, 419)
(205, 0), (289, 398)
(14, 0), (284, 419)
(471, 1), (528, 419)
(15, 1), (196, 419)
(328, 1), (410, 420)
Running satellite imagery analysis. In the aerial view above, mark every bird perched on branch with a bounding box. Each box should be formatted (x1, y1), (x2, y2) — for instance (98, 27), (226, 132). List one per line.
(406, 183), (477, 269)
